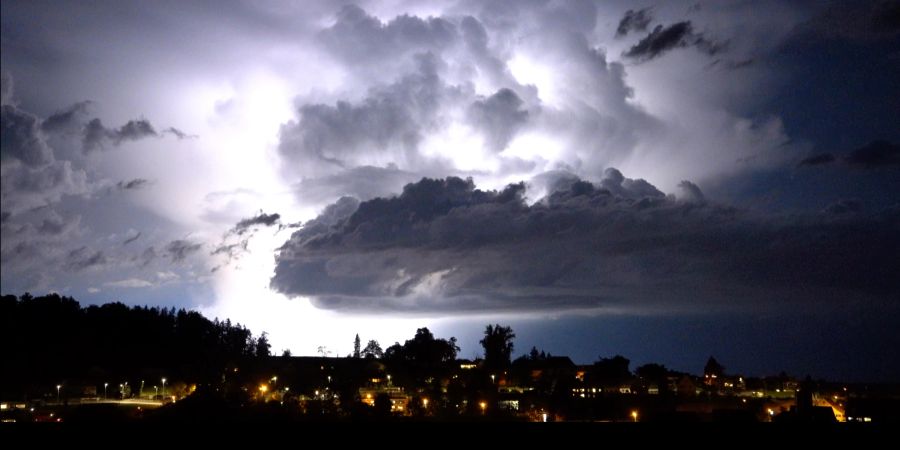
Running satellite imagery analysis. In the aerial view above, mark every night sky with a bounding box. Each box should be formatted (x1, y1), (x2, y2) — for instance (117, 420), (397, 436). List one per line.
(2, 1), (898, 381)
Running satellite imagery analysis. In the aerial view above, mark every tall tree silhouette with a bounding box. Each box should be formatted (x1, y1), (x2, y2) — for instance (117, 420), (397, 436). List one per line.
(480, 324), (515, 369)
(353, 334), (361, 358)
(362, 340), (383, 359)
(704, 356), (724, 378)
(254, 332), (271, 358)
(591, 355), (632, 388)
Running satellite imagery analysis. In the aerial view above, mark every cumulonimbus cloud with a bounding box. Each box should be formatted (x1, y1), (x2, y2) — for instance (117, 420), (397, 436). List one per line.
(623, 21), (724, 62)
(616, 8), (653, 38)
(272, 172), (900, 315)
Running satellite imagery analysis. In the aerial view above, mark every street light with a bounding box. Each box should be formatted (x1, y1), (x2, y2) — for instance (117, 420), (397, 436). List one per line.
(104, 382), (108, 399)
(631, 410), (638, 422)
(140, 380), (145, 398)
(161, 378), (167, 398)
(56, 385), (61, 403)
(480, 401), (487, 415)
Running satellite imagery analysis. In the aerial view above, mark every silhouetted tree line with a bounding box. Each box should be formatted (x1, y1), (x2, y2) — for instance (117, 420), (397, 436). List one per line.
(2, 293), (779, 423)
(0, 293), (269, 399)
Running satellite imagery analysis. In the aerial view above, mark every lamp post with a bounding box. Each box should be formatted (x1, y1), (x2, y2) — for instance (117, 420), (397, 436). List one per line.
(140, 380), (145, 398)
(104, 382), (108, 399)
(162, 378), (167, 399)
(56, 385), (61, 403)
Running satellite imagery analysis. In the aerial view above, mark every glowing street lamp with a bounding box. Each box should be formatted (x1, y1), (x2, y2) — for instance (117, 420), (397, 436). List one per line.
(631, 410), (638, 422)
(422, 398), (428, 409)
(56, 385), (61, 403)
(480, 401), (487, 415)
(161, 378), (167, 398)
(104, 382), (108, 399)
(140, 380), (145, 398)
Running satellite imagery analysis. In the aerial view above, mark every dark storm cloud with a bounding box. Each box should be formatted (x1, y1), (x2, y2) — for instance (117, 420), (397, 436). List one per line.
(82, 118), (164, 152)
(624, 21), (724, 62)
(1, 210), (82, 269)
(272, 173), (900, 314)
(137, 246), (157, 267)
(64, 246), (108, 271)
(677, 180), (706, 205)
(162, 127), (197, 140)
(598, 168), (665, 199)
(213, 211), (283, 268)
(798, 153), (836, 167)
(123, 231), (141, 246)
(36, 212), (79, 236)
(164, 239), (202, 263)
(1, 105), (54, 168)
(0, 71), (12, 105)
(211, 239), (249, 269)
(117, 119), (157, 141)
(845, 140), (900, 168)
(1, 88), (89, 215)
(797, 141), (899, 169)
(41, 101), (93, 134)
(616, 8), (653, 38)
(230, 211), (281, 236)
(1, 157), (88, 215)
(116, 178), (150, 190)
(467, 88), (529, 152)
